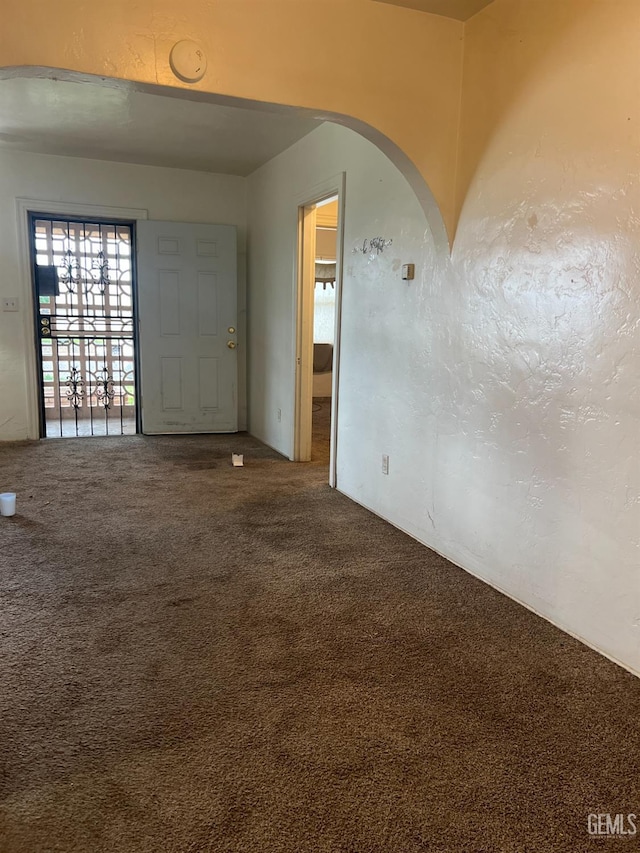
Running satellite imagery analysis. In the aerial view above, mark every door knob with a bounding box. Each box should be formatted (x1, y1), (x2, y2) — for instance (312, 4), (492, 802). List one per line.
(227, 341), (237, 349)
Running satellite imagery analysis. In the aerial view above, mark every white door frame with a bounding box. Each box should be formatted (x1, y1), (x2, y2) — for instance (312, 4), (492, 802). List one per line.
(15, 198), (148, 439)
(293, 173), (345, 488)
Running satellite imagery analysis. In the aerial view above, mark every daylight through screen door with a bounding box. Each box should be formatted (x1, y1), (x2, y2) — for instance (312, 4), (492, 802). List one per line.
(31, 216), (138, 438)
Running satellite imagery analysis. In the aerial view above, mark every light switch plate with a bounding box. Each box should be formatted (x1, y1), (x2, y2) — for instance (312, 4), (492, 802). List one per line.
(2, 297), (19, 312)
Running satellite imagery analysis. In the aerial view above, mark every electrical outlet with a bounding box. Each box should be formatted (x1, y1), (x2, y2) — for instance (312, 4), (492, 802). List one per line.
(2, 297), (19, 312)
(381, 454), (389, 475)
(277, 408), (282, 422)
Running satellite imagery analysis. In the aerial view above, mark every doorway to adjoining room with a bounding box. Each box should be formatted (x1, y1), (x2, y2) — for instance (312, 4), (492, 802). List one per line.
(294, 181), (343, 481)
(311, 197), (338, 466)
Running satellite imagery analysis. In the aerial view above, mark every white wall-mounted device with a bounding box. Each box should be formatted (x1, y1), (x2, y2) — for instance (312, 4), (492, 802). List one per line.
(170, 40), (207, 83)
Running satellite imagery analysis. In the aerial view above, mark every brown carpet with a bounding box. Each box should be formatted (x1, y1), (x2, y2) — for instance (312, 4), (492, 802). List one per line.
(0, 434), (638, 853)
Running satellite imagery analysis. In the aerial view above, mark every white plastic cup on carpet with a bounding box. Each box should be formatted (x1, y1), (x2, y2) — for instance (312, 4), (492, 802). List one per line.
(0, 493), (16, 516)
(232, 454), (244, 467)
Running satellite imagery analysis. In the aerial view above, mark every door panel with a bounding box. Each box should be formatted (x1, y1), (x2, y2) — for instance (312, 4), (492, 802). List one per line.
(137, 221), (237, 434)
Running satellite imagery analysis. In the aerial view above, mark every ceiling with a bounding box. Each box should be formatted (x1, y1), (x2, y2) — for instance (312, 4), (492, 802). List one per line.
(0, 78), (322, 176)
(373, 0), (494, 21)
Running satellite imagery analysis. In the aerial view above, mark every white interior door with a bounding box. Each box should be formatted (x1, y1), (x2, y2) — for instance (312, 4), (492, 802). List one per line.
(137, 220), (238, 434)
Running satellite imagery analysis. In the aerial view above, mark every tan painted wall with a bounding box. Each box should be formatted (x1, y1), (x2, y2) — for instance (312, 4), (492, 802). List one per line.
(0, 0), (463, 240)
(315, 228), (337, 261)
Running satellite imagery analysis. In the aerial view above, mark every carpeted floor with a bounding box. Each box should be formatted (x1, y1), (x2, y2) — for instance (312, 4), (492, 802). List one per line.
(0, 433), (638, 853)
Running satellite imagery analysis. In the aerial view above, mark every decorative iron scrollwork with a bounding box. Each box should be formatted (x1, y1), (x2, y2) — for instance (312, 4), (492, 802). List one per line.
(95, 367), (115, 410)
(33, 217), (137, 437)
(92, 251), (110, 292)
(59, 249), (82, 293)
(65, 367), (85, 409)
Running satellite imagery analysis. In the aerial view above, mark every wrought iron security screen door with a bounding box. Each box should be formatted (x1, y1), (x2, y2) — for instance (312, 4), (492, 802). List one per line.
(31, 216), (138, 438)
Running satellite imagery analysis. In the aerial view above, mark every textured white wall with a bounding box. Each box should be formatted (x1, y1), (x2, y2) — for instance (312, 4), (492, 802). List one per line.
(452, 0), (640, 675)
(0, 150), (247, 439)
(247, 120), (639, 677)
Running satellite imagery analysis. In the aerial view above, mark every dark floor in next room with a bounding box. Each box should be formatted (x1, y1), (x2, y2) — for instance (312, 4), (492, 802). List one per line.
(312, 396), (331, 464)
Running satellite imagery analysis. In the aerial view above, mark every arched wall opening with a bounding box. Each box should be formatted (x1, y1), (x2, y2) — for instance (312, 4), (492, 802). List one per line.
(0, 66), (456, 614)
(0, 66), (451, 254)
(0, 67), (449, 452)
(0, 0), (464, 235)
